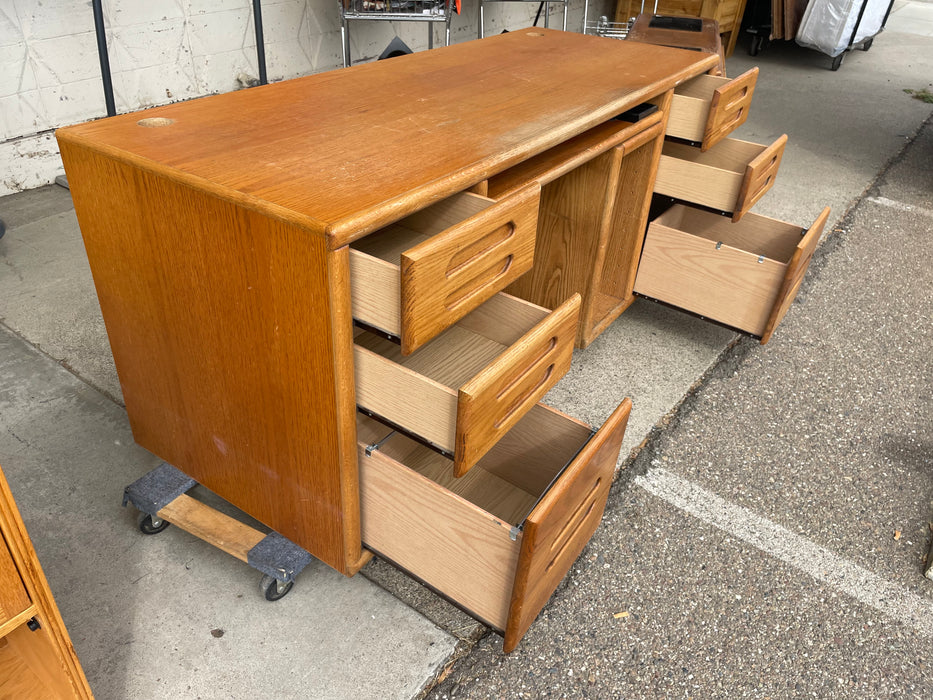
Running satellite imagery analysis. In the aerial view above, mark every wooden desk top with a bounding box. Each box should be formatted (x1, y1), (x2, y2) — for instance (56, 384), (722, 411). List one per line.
(58, 29), (716, 248)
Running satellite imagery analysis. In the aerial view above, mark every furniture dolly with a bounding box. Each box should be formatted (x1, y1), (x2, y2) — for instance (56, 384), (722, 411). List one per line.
(56, 29), (825, 651)
(123, 463), (314, 601)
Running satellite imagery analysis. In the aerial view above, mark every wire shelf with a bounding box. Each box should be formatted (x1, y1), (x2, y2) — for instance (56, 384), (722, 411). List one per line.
(584, 15), (635, 39)
(341, 0), (452, 17)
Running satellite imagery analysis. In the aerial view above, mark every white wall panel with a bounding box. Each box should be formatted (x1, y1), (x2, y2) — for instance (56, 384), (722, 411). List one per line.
(2, 0), (599, 196)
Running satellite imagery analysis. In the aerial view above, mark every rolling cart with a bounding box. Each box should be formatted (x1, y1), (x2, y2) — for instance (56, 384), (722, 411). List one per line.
(796, 0), (896, 70)
(339, 0), (458, 67)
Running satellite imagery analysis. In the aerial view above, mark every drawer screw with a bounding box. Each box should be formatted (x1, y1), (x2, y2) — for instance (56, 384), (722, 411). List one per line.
(365, 431), (396, 456)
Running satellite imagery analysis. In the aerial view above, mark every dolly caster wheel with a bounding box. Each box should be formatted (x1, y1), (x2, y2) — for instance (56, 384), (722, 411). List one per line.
(261, 574), (294, 601)
(138, 512), (170, 535)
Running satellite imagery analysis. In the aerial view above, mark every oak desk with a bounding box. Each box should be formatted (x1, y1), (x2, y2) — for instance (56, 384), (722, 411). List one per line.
(57, 29), (716, 650)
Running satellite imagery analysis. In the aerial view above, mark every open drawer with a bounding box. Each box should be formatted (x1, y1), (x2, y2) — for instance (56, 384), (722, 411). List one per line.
(354, 291), (580, 477)
(349, 185), (541, 355)
(667, 68), (758, 151)
(634, 203), (831, 343)
(358, 398), (632, 652)
(654, 135), (786, 222)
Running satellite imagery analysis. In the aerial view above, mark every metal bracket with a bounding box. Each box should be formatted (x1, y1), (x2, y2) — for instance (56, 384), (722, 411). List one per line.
(758, 255), (766, 263)
(716, 241), (723, 250)
(509, 525), (521, 541)
(365, 431), (397, 457)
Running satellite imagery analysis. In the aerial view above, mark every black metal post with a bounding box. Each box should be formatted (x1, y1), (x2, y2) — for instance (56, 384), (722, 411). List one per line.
(91, 0), (116, 116)
(253, 0), (268, 85)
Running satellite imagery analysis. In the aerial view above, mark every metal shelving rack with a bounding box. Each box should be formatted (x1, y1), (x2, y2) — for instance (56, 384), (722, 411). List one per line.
(339, 0), (456, 67)
(583, 0), (656, 40)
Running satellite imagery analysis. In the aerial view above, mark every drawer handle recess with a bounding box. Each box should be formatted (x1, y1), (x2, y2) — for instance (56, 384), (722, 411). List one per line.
(545, 478), (602, 573)
(446, 222), (516, 275)
(445, 255), (513, 311)
(494, 363), (555, 430)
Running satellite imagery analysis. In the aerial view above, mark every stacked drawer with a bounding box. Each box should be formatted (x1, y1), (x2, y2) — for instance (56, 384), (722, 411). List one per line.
(638, 68), (831, 343)
(348, 184), (632, 651)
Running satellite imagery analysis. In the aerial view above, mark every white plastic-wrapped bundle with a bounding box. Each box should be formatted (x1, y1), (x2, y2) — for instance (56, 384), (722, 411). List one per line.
(796, 0), (890, 56)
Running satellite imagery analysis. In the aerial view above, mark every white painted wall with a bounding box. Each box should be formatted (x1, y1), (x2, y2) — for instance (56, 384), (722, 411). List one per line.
(2, 0), (610, 196)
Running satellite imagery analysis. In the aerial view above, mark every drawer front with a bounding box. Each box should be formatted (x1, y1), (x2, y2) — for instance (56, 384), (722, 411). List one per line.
(400, 184), (540, 355)
(355, 293), (581, 477)
(668, 68), (758, 151)
(760, 206), (830, 343)
(634, 204), (830, 340)
(654, 135), (786, 222)
(0, 535), (31, 628)
(734, 135), (787, 221)
(454, 294), (579, 477)
(348, 184), (540, 355)
(504, 398), (631, 652)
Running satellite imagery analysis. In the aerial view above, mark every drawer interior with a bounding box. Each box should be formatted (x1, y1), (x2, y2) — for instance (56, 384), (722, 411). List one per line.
(356, 326), (505, 394)
(358, 408), (592, 525)
(349, 187), (540, 355)
(350, 192), (492, 263)
(652, 204), (803, 262)
(358, 406), (595, 629)
(354, 291), (579, 475)
(669, 74), (732, 142)
(661, 138), (766, 176)
(635, 204), (807, 336)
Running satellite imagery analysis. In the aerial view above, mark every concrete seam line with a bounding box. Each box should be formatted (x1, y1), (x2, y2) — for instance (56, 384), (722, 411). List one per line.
(635, 467), (933, 637)
(866, 196), (933, 220)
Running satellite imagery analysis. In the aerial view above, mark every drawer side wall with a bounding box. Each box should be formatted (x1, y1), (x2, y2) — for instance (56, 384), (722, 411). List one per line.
(635, 221), (787, 335)
(359, 445), (520, 629)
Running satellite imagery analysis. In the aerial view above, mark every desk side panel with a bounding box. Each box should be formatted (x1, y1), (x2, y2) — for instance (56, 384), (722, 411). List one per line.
(60, 140), (360, 574)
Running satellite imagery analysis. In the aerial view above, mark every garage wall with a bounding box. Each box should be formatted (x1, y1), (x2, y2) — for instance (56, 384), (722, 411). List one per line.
(2, 0), (604, 196)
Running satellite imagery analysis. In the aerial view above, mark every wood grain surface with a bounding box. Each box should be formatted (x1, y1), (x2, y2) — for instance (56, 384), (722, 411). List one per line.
(60, 141), (362, 574)
(57, 29), (717, 248)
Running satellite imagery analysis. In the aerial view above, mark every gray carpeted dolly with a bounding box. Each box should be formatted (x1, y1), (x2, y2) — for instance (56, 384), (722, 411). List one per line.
(123, 463), (313, 600)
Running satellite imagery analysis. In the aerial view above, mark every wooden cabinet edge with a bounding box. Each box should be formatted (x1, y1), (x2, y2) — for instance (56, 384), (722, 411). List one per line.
(0, 466), (93, 698)
(328, 247), (367, 574)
